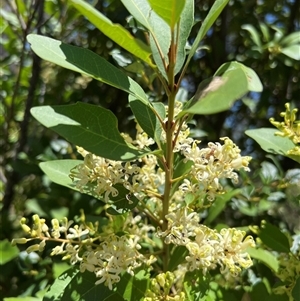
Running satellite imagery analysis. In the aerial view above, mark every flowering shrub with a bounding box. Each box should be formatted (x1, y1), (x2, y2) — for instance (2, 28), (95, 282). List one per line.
(11, 0), (299, 300)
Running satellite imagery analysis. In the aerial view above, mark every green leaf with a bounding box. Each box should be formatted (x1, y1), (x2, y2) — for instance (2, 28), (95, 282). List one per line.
(292, 276), (300, 301)
(39, 159), (93, 192)
(281, 44), (300, 60)
(259, 222), (290, 253)
(247, 247), (279, 272)
(249, 281), (289, 301)
(180, 63), (249, 116)
(121, 0), (171, 79)
(281, 31), (300, 46)
(44, 267), (149, 301)
(53, 262), (71, 278)
(184, 270), (210, 300)
(69, 0), (153, 67)
(129, 95), (165, 144)
(3, 297), (42, 301)
(173, 159), (193, 179)
(214, 61), (262, 91)
(116, 270), (149, 301)
(26, 34), (149, 104)
(183, 0), (229, 72)
(245, 128), (300, 163)
(205, 189), (241, 225)
(43, 267), (122, 301)
(237, 63), (263, 92)
(31, 103), (148, 161)
(40, 161), (138, 213)
(147, 0), (185, 29)
(260, 161), (280, 184)
(259, 22), (270, 42)
(175, 0), (194, 75)
(241, 24), (262, 49)
(106, 184), (139, 215)
(168, 246), (188, 271)
(0, 239), (19, 265)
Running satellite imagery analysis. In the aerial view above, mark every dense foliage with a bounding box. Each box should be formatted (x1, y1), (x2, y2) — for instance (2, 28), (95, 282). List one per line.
(1, 0), (299, 301)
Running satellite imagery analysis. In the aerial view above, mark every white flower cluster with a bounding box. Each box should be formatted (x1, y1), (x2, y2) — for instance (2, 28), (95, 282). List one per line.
(80, 235), (143, 290)
(12, 214), (148, 289)
(71, 102), (251, 211)
(72, 150), (164, 204)
(12, 101), (256, 291)
(159, 208), (255, 276)
(70, 124), (164, 206)
(178, 137), (251, 202)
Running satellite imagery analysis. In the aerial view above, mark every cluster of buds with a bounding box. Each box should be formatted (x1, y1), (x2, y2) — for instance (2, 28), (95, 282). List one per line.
(270, 102), (300, 156)
(144, 272), (185, 301)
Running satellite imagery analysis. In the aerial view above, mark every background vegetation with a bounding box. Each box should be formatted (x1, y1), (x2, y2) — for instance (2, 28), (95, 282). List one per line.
(1, 0), (299, 299)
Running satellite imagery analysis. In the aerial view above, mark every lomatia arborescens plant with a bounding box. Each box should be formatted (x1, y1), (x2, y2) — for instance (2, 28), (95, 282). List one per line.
(12, 0), (267, 300)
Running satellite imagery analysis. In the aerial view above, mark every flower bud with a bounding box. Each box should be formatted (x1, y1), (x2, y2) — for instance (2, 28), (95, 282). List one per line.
(26, 244), (40, 253)
(156, 273), (165, 288)
(11, 238), (28, 245)
(21, 224), (31, 234)
(39, 240), (46, 252)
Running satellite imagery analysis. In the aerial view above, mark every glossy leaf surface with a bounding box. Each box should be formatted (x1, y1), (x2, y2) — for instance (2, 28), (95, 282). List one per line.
(148, 0), (185, 29)
(27, 34), (149, 104)
(39, 159), (93, 192)
(174, 0), (194, 75)
(43, 267), (149, 301)
(180, 64), (247, 116)
(31, 103), (148, 161)
(245, 128), (300, 163)
(247, 248), (279, 272)
(69, 0), (153, 66)
(121, 0), (171, 78)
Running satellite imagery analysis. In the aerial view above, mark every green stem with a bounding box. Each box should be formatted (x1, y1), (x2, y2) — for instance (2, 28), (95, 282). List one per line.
(162, 27), (179, 272)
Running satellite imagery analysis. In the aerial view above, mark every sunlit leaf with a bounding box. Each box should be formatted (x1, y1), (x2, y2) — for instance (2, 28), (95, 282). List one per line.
(43, 267), (122, 301)
(215, 61), (262, 92)
(31, 103), (149, 161)
(281, 31), (300, 46)
(27, 34), (149, 104)
(180, 66), (248, 116)
(247, 248), (279, 272)
(245, 128), (300, 163)
(43, 267), (149, 301)
(281, 44), (300, 60)
(0, 239), (19, 265)
(4, 297), (41, 301)
(121, 0), (171, 79)
(241, 24), (262, 49)
(175, 0), (194, 75)
(39, 159), (90, 192)
(148, 0), (185, 29)
(69, 0), (154, 66)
